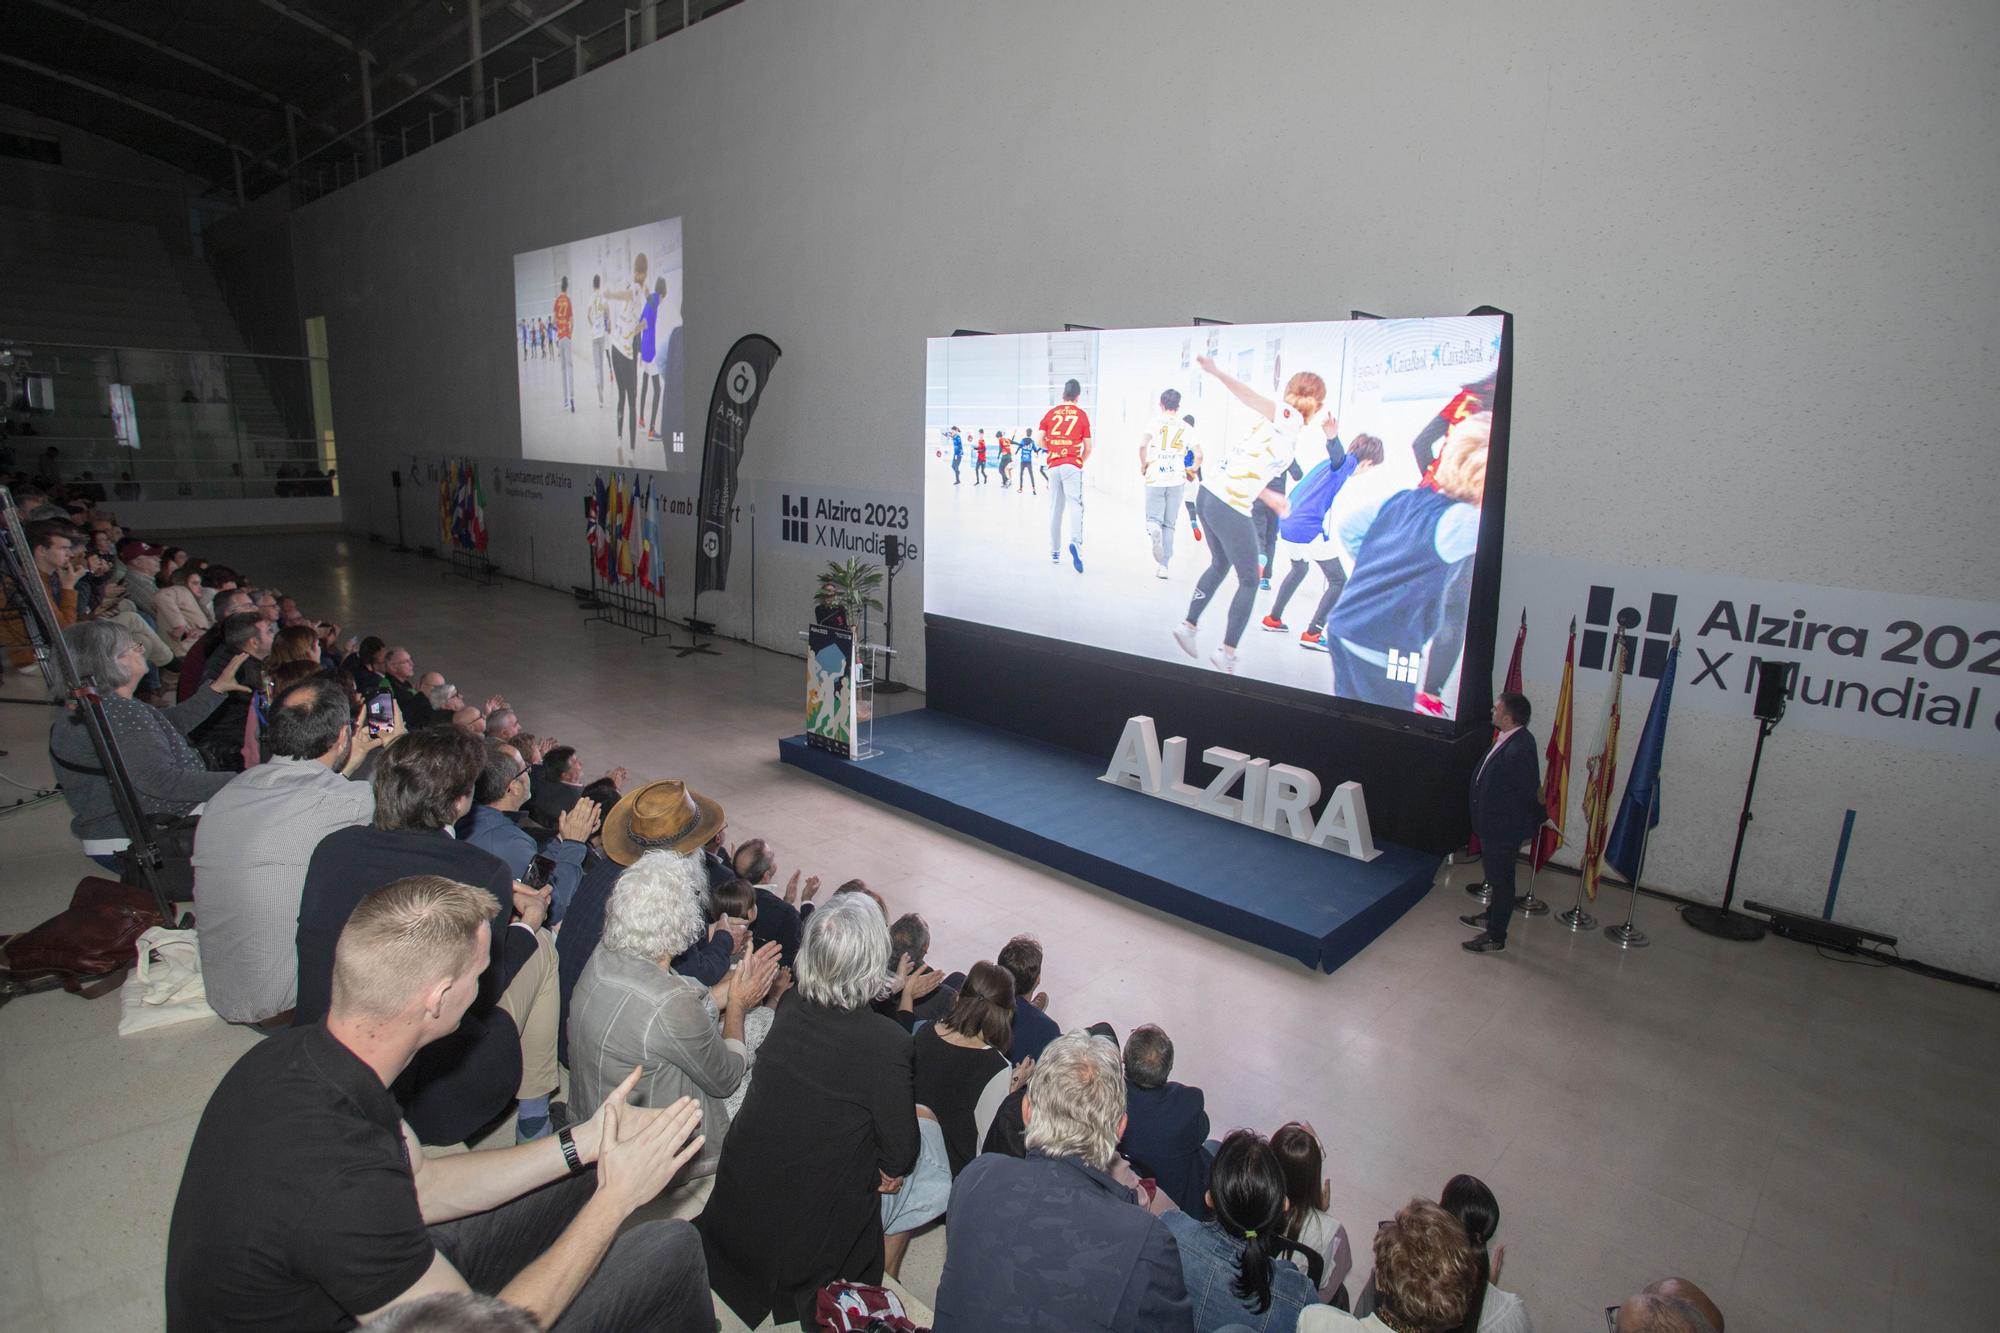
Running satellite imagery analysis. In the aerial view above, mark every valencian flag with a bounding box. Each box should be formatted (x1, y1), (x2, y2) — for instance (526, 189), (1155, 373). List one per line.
(617, 473), (637, 586)
(1469, 610), (1527, 857)
(1605, 632), (1680, 883)
(1532, 619), (1577, 872)
(1578, 626), (1629, 900)
(606, 474), (625, 583)
(695, 334), (782, 595)
(436, 465), (452, 547)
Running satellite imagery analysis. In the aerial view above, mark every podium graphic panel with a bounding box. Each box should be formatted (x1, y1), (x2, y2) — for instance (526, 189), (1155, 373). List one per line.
(806, 624), (857, 758)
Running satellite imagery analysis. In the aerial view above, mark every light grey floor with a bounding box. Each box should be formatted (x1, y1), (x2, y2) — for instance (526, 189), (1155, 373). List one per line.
(0, 534), (1991, 1332)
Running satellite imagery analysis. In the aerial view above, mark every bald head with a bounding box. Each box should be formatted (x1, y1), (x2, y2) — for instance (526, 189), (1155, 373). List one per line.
(453, 706), (486, 735)
(1644, 1278), (1722, 1332)
(1615, 1293), (1718, 1333)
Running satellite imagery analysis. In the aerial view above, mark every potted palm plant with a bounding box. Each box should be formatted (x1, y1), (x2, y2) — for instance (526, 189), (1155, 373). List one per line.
(814, 556), (884, 640)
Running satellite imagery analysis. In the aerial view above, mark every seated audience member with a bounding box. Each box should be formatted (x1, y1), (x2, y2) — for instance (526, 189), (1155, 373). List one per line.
(487, 707), (522, 741)
(1272, 1122), (1354, 1305)
(883, 911), (959, 1022)
(1616, 1279), (1722, 1333)
(174, 587), (252, 699)
(569, 851), (781, 1180)
(47, 621), (249, 870)
(188, 611), (276, 771)
(192, 677), (391, 1026)
(427, 677), (466, 721)
(528, 746), (628, 826)
(935, 1030), (1195, 1332)
(1121, 1023), (1213, 1219)
(1299, 1199), (1478, 1332)
(115, 538), (163, 618)
(296, 726), (557, 1145)
(250, 586), (281, 621)
(164, 877), (714, 1332)
(699, 894), (920, 1327)
(1163, 1129), (1319, 1332)
(1438, 1175), (1529, 1333)
(267, 623), (323, 671)
(731, 837), (808, 968)
(382, 646), (435, 727)
(154, 564), (212, 649)
(999, 934), (1061, 1062)
(463, 740), (601, 918)
(555, 780), (738, 1065)
(347, 634), (389, 693)
(452, 705), (486, 734)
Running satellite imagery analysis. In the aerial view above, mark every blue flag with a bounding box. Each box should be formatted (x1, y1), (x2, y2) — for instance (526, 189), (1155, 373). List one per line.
(1605, 636), (1678, 882)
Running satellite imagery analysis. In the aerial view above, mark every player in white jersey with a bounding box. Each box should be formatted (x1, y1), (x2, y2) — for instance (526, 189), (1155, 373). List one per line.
(1172, 356), (1332, 673)
(1137, 388), (1202, 579)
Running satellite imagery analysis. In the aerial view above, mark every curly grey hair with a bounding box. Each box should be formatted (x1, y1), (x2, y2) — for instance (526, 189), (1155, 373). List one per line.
(64, 619), (139, 690)
(794, 891), (892, 1011)
(601, 850), (710, 962)
(1025, 1031), (1126, 1170)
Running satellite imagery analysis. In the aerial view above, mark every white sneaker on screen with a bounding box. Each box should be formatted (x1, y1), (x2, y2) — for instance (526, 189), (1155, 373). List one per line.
(1211, 646), (1238, 674)
(1172, 623), (1199, 658)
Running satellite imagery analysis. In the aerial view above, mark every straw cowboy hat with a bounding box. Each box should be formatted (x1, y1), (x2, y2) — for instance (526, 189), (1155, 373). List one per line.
(600, 778), (725, 866)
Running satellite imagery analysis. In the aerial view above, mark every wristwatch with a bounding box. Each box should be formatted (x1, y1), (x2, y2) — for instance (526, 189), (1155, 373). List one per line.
(557, 1126), (585, 1174)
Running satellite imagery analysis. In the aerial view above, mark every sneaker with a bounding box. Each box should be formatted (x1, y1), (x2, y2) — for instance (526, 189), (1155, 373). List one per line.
(1414, 692), (1448, 718)
(1462, 933), (1506, 954)
(1299, 630), (1327, 651)
(1051, 550), (1061, 562)
(1172, 623), (1199, 657)
(1260, 615), (1287, 632)
(1155, 565), (1170, 580)
(1259, 577), (1271, 590)
(1210, 646), (1238, 674)
(1191, 523), (1203, 542)
(1069, 543), (1083, 573)
(1458, 913), (1490, 930)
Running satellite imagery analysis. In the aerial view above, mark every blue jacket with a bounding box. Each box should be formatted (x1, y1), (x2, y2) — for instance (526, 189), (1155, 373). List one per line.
(933, 1151), (1194, 1333)
(1009, 995), (1061, 1063)
(461, 804), (589, 921)
(1120, 1080), (1212, 1220)
(1470, 728), (1543, 847)
(1160, 1211), (1317, 1333)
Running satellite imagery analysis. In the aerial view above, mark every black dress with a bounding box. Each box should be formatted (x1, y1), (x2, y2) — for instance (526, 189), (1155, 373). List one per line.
(697, 993), (919, 1327)
(911, 1023), (1009, 1177)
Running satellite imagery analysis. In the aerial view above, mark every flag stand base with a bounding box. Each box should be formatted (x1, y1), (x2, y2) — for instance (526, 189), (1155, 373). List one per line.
(1516, 860), (1551, 918)
(1681, 905), (1767, 942)
(1464, 881), (1492, 904)
(1603, 920), (1650, 949)
(674, 617), (721, 659)
(1557, 904), (1596, 932)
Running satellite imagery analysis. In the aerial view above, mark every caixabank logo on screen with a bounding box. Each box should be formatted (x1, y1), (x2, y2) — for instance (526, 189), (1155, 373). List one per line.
(1573, 579), (1994, 740)
(778, 493), (919, 561)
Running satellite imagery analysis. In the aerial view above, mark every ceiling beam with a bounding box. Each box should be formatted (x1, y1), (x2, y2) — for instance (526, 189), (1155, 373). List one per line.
(255, 0), (456, 116)
(0, 52), (287, 179)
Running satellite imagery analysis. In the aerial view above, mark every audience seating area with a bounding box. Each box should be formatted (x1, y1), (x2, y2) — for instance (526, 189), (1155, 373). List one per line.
(0, 488), (1762, 1333)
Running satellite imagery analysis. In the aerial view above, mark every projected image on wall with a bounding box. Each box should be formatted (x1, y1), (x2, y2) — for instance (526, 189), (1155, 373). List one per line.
(923, 315), (1505, 721)
(513, 217), (684, 471)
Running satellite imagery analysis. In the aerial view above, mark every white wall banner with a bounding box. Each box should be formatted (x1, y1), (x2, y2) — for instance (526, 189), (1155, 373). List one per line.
(1504, 554), (2000, 758)
(746, 478), (922, 651)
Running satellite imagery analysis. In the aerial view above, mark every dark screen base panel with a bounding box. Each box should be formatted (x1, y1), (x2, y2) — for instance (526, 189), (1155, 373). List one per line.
(778, 710), (1441, 972)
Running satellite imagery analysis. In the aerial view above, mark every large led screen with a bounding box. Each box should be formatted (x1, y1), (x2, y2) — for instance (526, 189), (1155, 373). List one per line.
(513, 217), (684, 471)
(924, 316), (1506, 721)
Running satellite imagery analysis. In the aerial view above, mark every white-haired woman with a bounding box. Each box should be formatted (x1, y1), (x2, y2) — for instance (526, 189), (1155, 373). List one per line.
(568, 850), (779, 1180)
(698, 892), (920, 1328)
(47, 619), (250, 870)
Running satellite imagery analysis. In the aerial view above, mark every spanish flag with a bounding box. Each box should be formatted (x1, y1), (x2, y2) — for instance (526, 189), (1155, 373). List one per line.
(1532, 619), (1577, 872)
(1579, 626), (1628, 900)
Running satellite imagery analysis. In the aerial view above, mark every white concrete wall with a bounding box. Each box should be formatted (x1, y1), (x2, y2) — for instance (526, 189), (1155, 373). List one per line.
(289, 0), (2000, 978)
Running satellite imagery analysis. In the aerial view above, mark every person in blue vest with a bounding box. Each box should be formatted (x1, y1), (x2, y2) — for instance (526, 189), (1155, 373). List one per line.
(1324, 415), (1487, 712)
(1262, 434), (1380, 650)
(1015, 429), (1038, 494)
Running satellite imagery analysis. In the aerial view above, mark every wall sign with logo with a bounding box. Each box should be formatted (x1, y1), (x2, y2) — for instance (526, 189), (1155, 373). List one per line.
(1505, 555), (2000, 757)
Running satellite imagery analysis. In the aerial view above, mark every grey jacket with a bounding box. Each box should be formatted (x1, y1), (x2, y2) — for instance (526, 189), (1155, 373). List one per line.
(48, 688), (233, 839)
(567, 946), (747, 1179)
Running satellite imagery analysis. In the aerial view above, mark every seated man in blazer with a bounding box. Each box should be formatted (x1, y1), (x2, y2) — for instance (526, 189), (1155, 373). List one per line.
(1462, 690), (1544, 954)
(1117, 1024), (1211, 1219)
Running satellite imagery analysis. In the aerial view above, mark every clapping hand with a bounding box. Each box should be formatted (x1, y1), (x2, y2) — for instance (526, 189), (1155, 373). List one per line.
(593, 1086), (704, 1217)
(729, 942), (782, 1012)
(558, 796), (603, 845)
(601, 765), (629, 788)
(512, 880), (551, 930)
(1009, 1056), (1036, 1093)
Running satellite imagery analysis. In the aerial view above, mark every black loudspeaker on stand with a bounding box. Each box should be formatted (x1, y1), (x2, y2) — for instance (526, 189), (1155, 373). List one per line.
(1684, 658), (1793, 941)
(389, 469), (412, 552)
(874, 533), (910, 694)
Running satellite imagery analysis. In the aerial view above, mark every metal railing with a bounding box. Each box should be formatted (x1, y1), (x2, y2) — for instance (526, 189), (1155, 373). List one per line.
(0, 338), (337, 501)
(291, 1), (744, 204)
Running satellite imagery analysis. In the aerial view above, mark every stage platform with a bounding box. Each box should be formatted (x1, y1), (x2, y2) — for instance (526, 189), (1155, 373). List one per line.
(778, 710), (1440, 971)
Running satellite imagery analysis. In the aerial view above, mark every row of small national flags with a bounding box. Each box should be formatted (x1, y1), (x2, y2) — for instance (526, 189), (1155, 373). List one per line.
(586, 473), (666, 597)
(437, 459), (488, 554)
(1487, 610), (1679, 900)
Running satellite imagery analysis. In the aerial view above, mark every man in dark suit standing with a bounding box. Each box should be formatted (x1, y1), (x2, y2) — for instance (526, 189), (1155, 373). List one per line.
(1462, 690), (1544, 954)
